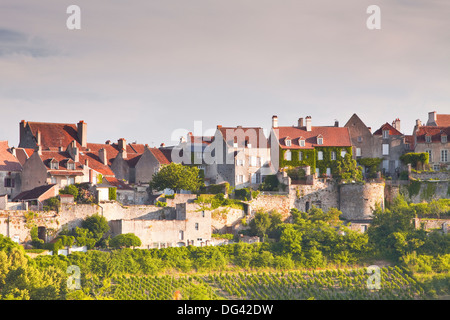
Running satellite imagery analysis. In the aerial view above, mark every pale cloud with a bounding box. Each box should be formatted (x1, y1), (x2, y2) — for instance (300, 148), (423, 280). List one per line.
(0, 0), (449, 146)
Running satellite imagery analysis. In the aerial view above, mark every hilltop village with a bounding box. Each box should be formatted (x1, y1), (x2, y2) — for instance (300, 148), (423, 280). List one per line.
(0, 111), (449, 250)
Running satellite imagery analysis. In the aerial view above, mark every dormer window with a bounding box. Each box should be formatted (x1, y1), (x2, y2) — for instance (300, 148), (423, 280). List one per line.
(425, 135), (432, 143)
(67, 162), (75, 170)
(442, 135), (447, 143)
(299, 137), (305, 147)
(317, 135), (323, 145)
(285, 138), (291, 147)
(382, 130), (389, 139)
(50, 159), (59, 170)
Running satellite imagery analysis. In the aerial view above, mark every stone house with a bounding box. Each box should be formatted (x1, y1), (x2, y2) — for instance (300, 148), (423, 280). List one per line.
(345, 114), (410, 178)
(270, 115), (352, 178)
(413, 111), (449, 171)
(372, 121), (408, 177)
(12, 184), (58, 210)
(194, 125), (272, 188)
(0, 141), (22, 200)
(109, 203), (212, 248)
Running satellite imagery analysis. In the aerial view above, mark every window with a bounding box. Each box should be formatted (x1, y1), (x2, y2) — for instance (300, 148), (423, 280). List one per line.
(299, 152), (303, 161)
(433, 164), (440, 171)
(259, 157), (265, 166)
(331, 151), (336, 160)
(233, 142), (238, 148)
(250, 156), (257, 167)
(195, 223), (199, 231)
(356, 148), (361, 157)
(442, 135), (448, 143)
(51, 177), (57, 184)
(179, 230), (184, 240)
(326, 168), (331, 176)
(299, 139), (305, 147)
(341, 150), (347, 158)
(317, 136), (323, 145)
(237, 175), (244, 183)
(382, 160), (389, 171)
(382, 144), (389, 155)
(50, 161), (59, 170)
(426, 149), (432, 162)
(68, 177), (75, 185)
(284, 150), (292, 161)
(317, 151), (323, 160)
(357, 136), (363, 143)
(4, 178), (14, 188)
(425, 135), (432, 143)
(67, 162), (75, 170)
(285, 139), (291, 147)
(382, 130), (389, 139)
(236, 159), (244, 166)
(202, 211), (205, 218)
(441, 150), (448, 162)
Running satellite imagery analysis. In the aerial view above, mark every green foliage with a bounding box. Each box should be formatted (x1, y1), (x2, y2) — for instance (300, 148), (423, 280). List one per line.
(285, 167), (306, 181)
(400, 152), (429, 169)
(335, 153), (363, 182)
(81, 214), (110, 242)
(59, 185), (79, 199)
(406, 180), (421, 198)
(234, 188), (252, 201)
(199, 182), (230, 195)
(194, 193), (244, 210)
(108, 187), (117, 201)
(258, 175), (280, 191)
(279, 148), (316, 172)
(44, 197), (60, 212)
(155, 201), (167, 207)
(110, 234), (142, 249)
(150, 163), (203, 192)
(358, 157), (382, 178)
(212, 233), (234, 240)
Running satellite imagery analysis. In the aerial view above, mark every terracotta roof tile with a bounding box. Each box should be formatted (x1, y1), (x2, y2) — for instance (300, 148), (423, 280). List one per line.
(373, 123), (403, 136)
(150, 148), (171, 165)
(274, 126), (351, 149)
(0, 141), (22, 171)
(416, 126), (450, 143)
(436, 114), (450, 127)
(27, 122), (80, 149)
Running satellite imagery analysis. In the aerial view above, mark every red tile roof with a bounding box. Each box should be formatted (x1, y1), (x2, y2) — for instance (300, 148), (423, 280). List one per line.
(274, 126), (351, 149)
(404, 135), (415, 150)
(217, 126), (268, 148)
(27, 122), (81, 149)
(416, 126), (450, 143)
(436, 114), (450, 127)
(149, 148), (171, 165)
(104, 176), (134, 190)
(0, 141), (22, 171)
(373, 123), (402, 136)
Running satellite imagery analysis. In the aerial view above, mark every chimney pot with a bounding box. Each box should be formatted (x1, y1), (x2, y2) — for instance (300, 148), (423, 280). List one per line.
(77, 120), (87, 148)
(298, 118), (304, 128)
(305, 116), (312, 132)
(272, 115), (278, 128)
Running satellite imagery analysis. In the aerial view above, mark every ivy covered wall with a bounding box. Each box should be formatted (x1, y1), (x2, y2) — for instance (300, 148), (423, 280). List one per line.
(279, 146), (352, 176)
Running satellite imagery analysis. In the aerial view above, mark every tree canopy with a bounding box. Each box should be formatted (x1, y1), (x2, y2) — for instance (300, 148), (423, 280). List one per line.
(149, 163), (203, 192)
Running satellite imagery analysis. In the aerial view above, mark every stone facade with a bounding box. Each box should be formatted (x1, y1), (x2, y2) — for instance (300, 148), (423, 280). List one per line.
(339, 182), (385, 220)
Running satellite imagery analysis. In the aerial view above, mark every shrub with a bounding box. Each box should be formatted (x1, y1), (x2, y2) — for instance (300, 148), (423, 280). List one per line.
(110, 233), (142, 249)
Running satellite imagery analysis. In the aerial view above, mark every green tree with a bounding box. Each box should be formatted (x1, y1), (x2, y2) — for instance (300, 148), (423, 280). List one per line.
(81, 214), (110, 243)
(110, 233), (142, 249)
(59, 184), (79, 199)
(249, 211), (271, 238)
(149, 163), (203, 192)
(336, 153), (363, 182)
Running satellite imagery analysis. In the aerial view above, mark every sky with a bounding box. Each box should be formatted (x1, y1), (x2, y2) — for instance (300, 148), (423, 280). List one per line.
(0, 0), (449, 148)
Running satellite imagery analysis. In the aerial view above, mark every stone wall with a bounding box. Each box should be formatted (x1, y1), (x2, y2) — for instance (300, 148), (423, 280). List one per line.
(410, 171), (450, 181)
(414, 218), (449, 233)
(399, 180), (449, 203)
(339, 182), (385, 220)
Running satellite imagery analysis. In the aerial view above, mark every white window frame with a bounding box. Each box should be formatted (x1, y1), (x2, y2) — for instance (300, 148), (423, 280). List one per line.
(317, 151), (323, 160)
(382, 130), (389, 139)
(299, 152), (303, 161)
(250, 156), (257, 167)
(426, 149), (432, 162)
(285, 139), (291, 147)
(442, 135), (448, 143)
(284, 150), (292, 161)
(341, 150), (347, 158)
(237, 175), (244, 183)
(356, 148), (361, 157)
(425, 136), (432, 143)
(299, 139), (305, 147)
(382, 144), (389, 156)
(441, 149), (448, 162)
(317, 137), (323, 145)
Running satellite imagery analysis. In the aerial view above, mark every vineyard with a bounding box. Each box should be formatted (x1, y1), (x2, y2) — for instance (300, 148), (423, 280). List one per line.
(110, 266), (426, 300)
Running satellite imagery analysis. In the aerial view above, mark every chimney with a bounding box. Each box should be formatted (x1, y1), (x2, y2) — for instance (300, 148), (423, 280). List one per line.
(105, 140), (111, 145)
(19, 120), (27, 147)
(334, 120), (339, 127)
(392, 118), (400, 132)
(368, 127), (371, 133)
(272, 115), (278, 128)
(428, 111), (437, 125)
(37, 145), (42, 155)
(217, 125), (222, 129)
(416, 119), (422, 127)
(180, 136), (187, 143)
(71, 140), (79, 162)
(77, 120), (87, 148)
(305, 116), (312, 132)
(99, 148), (107, 165)
(298, 118), (304, 128)
(160, 143), (165, 147)
(118, 138), (127, 158)
(36, 130), (41, 146)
